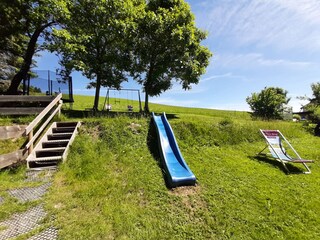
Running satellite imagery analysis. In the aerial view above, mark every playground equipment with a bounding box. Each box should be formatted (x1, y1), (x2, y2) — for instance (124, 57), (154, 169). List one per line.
(152, 112), (196, 188)
(24, 70), (74, 103)
(103, 88), (142, 112)
(259, 129), (313, 174)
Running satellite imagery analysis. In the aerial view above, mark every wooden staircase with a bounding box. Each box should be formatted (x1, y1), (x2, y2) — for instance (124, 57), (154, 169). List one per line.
(27, 122), (81, 170)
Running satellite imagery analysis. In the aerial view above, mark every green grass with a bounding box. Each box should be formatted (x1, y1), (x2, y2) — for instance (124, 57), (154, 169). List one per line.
(1, 95), (320, 239)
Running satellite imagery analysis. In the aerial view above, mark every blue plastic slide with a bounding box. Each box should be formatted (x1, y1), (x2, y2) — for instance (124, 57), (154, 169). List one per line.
(152, 112), (196, 188)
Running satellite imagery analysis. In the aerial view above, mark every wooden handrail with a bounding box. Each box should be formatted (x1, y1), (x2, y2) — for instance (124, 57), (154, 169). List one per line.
(24, 93), (62, 154)
(25, 93), (62, 135)
(25, 102), (62, 150)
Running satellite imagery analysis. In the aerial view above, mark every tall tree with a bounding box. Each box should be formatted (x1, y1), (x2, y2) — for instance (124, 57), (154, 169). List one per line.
(51, 0), (144, 110)
(4, 0), (69, 94)
(0, 0), (28, 82)
(130, 0), (212, 112)
(246, 87), (290, 120)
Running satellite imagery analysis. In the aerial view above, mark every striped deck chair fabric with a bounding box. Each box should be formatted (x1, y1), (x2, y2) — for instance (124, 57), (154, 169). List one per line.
(259, 130), (313, 174)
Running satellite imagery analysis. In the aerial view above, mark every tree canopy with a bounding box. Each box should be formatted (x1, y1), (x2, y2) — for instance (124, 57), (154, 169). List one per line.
(130, 0), (212, 112)
(2, 0), (70, 94)
(2, 0), (212, 112)
(299, 82), (320, 122)
(51, 0), (144, 110)
(0, 0), (28, 82)
(246, 87), (290, 120)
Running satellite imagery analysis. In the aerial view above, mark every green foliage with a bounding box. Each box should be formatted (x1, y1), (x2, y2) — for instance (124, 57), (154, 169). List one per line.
(0, 138), (26, 155)
(310, 82), (320, 105)
(1, 96), (320, 239)
(0, 1), (27, 81)
(43, 108), (320, 239)
(3, 0), (70, 94)
(130, 0), (212, 112)
(246, 87), (290, 120)
(51, 0), (144, 110)
(293, 114), (301, 121)
(0, 80), (10, 93)
(299, 82), (320, 123)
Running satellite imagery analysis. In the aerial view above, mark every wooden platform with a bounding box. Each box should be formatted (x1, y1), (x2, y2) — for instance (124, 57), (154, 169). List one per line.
(0, 95), (56, 115)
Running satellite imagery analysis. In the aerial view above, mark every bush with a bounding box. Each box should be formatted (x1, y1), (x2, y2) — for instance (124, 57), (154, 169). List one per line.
(0, 80), (10, 94)
(246, 87), (290, 120)
(293, 114), (301, 121)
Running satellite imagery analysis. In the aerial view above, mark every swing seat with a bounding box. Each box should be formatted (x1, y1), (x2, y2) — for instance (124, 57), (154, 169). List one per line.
(105, 104), (112, 111)
(259, 129), (314, 174)
(127, 105), (133, 111)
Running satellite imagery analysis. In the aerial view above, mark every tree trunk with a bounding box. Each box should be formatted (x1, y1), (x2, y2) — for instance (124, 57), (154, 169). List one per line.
(144, 90), (149, 113)
(6, 22), (55, 95)
(93, 74), (101, 111)
(144, 62), (154, 113)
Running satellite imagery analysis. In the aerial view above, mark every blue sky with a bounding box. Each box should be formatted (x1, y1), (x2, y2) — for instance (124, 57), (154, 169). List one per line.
(35, 0), (320, 111)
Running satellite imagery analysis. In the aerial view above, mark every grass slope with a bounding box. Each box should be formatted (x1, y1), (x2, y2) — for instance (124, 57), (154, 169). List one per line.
(1, 95), (320, 239)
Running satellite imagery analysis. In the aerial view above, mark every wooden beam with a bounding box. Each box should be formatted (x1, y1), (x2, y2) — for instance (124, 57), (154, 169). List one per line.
(0, 107), (44, 115)
(0, 149), (27, 169)
(0, 125), (27, 139)
(0, 95), (55, 102)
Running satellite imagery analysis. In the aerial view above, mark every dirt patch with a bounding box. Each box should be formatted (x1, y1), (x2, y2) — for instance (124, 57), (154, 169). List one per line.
(81, 124), (101, 140)
(128, 123), (142, 134)
(169, 184), (201, 196)
(169, 185), (208, 215)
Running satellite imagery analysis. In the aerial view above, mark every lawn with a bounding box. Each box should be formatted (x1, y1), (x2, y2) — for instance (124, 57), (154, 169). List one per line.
(1, 95), (320, 239)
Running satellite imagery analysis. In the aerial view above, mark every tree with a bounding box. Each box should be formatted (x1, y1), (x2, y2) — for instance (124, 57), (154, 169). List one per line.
(130, 0), (212, 112)
(299, 82), (320, 122)
(0, 0), (28, 81)
(4, 0), (70, 94)
(51, 0), (143, 110)
(246, 87), (290, 120)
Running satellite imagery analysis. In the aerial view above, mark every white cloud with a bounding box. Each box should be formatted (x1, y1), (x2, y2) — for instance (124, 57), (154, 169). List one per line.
(195, 0), (320, 51)
(150, 97), (199, 107)
(215, 53), (314, 69)
(289, 98), (308, 112)
(208, 102), (250, 112)
(202, 72), (248, 82)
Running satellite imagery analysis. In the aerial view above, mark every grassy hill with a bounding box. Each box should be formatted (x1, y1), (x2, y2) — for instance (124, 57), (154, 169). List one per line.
(1, 95), (320, 239)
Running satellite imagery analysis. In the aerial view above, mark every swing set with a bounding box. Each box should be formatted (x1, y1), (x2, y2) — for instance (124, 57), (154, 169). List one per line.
(103, 88), (142, 112)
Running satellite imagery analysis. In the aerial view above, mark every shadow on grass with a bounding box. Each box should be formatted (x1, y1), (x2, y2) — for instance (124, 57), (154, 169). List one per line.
(251, 154), (305, 174)
(147, 118), (171, 188)
(62, 109), (179, 120)
(62, 109), (147, 119)
(152, 113), (179, 120)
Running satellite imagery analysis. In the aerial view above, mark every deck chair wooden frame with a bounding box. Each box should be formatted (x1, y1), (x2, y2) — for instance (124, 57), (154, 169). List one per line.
(259, 129), (313, 174)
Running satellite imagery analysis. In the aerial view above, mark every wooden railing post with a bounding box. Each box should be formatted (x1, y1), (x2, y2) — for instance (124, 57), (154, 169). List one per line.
(28, 130), (33, 154)
(58, 100), (63, 117)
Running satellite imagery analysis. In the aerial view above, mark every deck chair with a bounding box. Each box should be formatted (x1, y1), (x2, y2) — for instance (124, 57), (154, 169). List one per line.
(259, 129), (313, 174)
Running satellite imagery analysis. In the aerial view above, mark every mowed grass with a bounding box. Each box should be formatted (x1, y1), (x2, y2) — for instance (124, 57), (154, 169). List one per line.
(1, 95), (320, 239)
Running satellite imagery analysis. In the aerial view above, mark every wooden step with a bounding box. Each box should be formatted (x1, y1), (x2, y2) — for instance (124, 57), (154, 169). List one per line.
(27, 156), (62, 162)
(47, 133), (72, 140)
(56, 122), (78, 127)
(52, 127), (75, 133)
(27, 121), (80, 170)
(35, 148), (65, 158)
(27, 157), (61, 169)
(42, 140), (69, 149)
